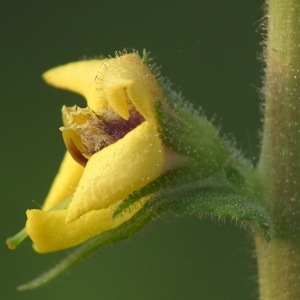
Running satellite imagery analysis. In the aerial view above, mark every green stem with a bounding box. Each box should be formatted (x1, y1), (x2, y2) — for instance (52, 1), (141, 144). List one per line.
(256, 0), (300, 299)
(6, 228), (28, 250)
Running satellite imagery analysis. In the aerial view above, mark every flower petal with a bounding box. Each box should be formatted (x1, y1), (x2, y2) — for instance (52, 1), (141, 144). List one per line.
(42, 152), (84, 211)
(66, 120), (164, 223)
(42, 59), (108, 112)
(42, 54), (163, 121)
(27, 199), (146, 253)
(98, 54), (162, 120)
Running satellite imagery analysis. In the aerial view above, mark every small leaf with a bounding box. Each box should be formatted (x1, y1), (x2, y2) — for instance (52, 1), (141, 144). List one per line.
(163, 188), (271, 232)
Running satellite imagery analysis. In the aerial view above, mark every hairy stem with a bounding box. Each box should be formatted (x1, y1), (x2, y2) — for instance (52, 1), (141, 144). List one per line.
(256, 0), (300, 299)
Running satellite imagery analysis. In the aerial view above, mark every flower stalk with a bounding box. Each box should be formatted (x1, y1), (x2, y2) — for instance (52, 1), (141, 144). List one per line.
(255, 0), (300, 298)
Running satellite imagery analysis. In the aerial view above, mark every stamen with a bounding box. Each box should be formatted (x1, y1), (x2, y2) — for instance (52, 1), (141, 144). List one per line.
(61, 105), (145, 165)
(79, 108), (145, 157)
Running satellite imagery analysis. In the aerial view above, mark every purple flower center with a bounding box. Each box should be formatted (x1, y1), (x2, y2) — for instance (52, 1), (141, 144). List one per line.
(103, 110), (145, 141)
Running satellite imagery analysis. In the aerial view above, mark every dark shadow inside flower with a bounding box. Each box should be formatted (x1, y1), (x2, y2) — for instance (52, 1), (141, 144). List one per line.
(102, 109), (145, 143)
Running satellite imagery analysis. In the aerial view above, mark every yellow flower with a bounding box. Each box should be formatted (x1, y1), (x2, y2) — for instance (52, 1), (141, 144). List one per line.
(26, 53), (176, 253)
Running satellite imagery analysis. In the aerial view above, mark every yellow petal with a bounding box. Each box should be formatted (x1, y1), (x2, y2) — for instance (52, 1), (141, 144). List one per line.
(27, 199), (146, 253)
(43, 59), (108, 112)
(61, 105), (92, 127)
(99, 54), (162, 120)
(42, 152), (84, 211)
(102, 77), (132, 120)
(43, 54), (163, 121)
(66, 120), (164, 223)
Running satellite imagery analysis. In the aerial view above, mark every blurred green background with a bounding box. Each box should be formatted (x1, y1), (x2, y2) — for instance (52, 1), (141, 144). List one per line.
(1, 1), (263, 299)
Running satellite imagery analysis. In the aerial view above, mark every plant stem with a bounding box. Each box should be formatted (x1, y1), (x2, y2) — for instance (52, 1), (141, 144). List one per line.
(256, 0), (300, 299)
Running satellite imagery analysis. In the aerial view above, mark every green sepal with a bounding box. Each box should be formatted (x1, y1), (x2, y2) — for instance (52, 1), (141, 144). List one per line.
(115, 173), (271, 234)
(164, 187), (271, 234)
(157, 78), (228, 162)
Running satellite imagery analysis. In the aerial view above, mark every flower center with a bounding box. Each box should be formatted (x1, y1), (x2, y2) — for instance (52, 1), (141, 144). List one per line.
(61, 105), (145, 166)
(80, 108), (145, 157)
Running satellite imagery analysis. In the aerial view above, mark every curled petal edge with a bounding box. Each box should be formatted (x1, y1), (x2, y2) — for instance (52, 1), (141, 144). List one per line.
(27, 199), (147, 253)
